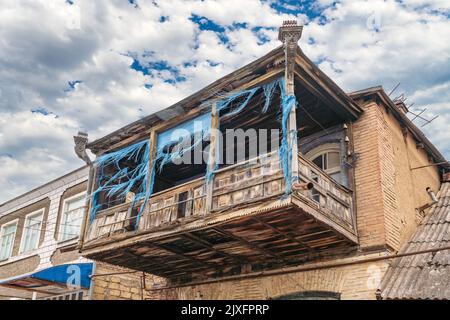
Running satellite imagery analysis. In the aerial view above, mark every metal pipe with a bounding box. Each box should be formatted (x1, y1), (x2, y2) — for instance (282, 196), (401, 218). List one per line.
(89, 270), (140, 278)
(410, 161), (449, 171)
(426, 187), (438, 202)
(292, 181), (314, 190)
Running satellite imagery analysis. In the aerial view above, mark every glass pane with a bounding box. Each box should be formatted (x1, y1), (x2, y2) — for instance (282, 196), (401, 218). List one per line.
(3, 224), (16, 235)
(312, 155), (323, 169)
(328, 152), (340, 169)
(22, 213), (42, 253)
(67, 197), (85, 212)
(60, 196), (84, 241)
(0, 224), (16, 260)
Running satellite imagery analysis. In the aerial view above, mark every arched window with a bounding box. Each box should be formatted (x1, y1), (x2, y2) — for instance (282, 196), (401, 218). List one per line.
(305, 144), (343, 184)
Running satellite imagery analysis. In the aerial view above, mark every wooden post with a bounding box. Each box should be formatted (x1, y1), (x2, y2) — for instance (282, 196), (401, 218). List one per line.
(278, 20), (303, 184)
(139, 130), (158, 227)
(205, 103), (219, 214)
(78, 164), (96, 248)
(147, 130), (157, 193)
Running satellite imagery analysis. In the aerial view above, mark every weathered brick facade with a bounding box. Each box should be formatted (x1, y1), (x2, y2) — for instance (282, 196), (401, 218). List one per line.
(89, 93), (442, 300)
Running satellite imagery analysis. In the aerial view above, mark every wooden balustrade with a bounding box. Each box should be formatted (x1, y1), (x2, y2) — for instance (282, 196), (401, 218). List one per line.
(212, 152), (284, 211)
(86, 151), (355, 242)
(296, 154), (355, 232)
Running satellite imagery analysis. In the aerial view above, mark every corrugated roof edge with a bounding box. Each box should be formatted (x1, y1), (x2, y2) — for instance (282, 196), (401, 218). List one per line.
(86, 45), (286, 152)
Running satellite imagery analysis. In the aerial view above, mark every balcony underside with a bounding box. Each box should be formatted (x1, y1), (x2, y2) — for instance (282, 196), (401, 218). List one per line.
(84, 197), (357, 281)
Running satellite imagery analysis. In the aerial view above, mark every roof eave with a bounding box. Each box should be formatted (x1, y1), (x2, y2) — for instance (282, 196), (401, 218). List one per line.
(349, 87), (448, 169)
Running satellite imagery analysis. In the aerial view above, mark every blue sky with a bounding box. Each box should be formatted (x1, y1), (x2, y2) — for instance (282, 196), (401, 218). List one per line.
(0, 0), (449, 202)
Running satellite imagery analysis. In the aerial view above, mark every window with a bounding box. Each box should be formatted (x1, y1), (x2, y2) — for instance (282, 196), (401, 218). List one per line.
(20, 210), (43, 253)
(306, 144), (342, 184)
(0, 220), (18, 260)
(59, 193), (85, 242)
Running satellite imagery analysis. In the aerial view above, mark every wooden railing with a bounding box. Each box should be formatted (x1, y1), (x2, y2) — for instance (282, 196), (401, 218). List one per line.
(296, 155), (355, 232)
(138, 178), (206, 230)
(212, 151), (284, 211)
(86, 201), (138, 240)
(85, 151), (355, 241)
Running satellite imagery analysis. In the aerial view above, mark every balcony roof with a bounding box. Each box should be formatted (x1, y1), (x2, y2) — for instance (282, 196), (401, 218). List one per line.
(86, 45), (362, 155)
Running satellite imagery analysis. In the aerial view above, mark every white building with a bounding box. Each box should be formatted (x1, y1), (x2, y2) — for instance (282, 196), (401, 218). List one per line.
(0, 166), (91, 300)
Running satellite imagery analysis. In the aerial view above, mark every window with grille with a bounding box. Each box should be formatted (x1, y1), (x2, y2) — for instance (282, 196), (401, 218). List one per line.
(59, 193), (85, 242)
(42, 291), (84, 300)
(20, 210), (44, 253)
(0, 221), (17, 260)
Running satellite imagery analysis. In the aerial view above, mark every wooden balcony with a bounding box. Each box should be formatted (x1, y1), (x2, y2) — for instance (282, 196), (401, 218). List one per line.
(81, 152), (357, 281)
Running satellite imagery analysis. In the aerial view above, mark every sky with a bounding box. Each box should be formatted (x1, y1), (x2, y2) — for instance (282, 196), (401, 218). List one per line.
(0, 0), (449, 203)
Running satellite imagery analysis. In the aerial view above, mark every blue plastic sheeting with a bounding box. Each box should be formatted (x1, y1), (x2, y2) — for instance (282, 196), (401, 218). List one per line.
(0, 263), (93, 289)
(155, 112), (211, 172)
(279, 80), (299, 195)
(157, 113), (211, 152)
(90, 76), (299, 224)
(90, 139), (150, 222)
(206, 77), (298, 195)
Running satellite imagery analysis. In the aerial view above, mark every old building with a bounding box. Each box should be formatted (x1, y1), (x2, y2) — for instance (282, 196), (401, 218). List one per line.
(0, 166), (91, 300)
(69, 21), (449, 300)
(1, 21), (448, 300)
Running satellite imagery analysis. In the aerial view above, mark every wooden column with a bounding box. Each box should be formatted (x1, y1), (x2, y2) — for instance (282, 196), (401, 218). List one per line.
(142, 130), (157, 217)
(146, 130), (157, 193)
(205, 103), (219, 214)
(278, 20), (303, 184)
(78, 164), (96, 247)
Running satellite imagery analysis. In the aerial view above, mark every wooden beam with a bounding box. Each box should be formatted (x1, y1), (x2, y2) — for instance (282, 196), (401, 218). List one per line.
(148, 241), (222, 271)
(250, 216), (314, 253)
(211, 226), (287, 262)
(205, 102), (219, 213)
(182, 232), (247, 264)
(279, 23), (302, 185)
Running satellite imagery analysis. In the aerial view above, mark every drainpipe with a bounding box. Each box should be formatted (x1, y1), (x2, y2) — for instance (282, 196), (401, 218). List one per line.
(73, 131), (94, 250)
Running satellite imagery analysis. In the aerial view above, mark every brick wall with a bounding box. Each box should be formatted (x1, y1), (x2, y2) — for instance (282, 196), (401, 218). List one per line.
(352, 102), (388, 248)
(147, 252), (390, 300)
(352, 99), (441, 251)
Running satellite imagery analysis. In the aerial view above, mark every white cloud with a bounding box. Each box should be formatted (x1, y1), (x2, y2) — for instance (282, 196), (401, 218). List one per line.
(0, 0), (449, 202)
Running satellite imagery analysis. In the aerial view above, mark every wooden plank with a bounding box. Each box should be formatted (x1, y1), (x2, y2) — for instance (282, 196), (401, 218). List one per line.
(182, 232), (247, 264)
(211, 226), (287, 262)
(250, 216), (314, 253)
(149, 241), (222, 271)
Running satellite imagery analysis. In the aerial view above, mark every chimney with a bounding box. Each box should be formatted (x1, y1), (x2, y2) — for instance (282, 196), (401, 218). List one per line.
(278, 20), (303, 43)
(278, 20), (303, 95)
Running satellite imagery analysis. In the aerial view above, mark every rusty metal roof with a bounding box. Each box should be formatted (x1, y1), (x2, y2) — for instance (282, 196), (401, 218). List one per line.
(379, 182), (450, 300)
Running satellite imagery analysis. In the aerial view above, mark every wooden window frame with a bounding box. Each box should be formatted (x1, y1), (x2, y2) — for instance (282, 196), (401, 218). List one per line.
(0, 219), (19, 261)
(19, 209), (44, 254)
(58, 192), (86, 243)
(305, 143), (342, 177)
